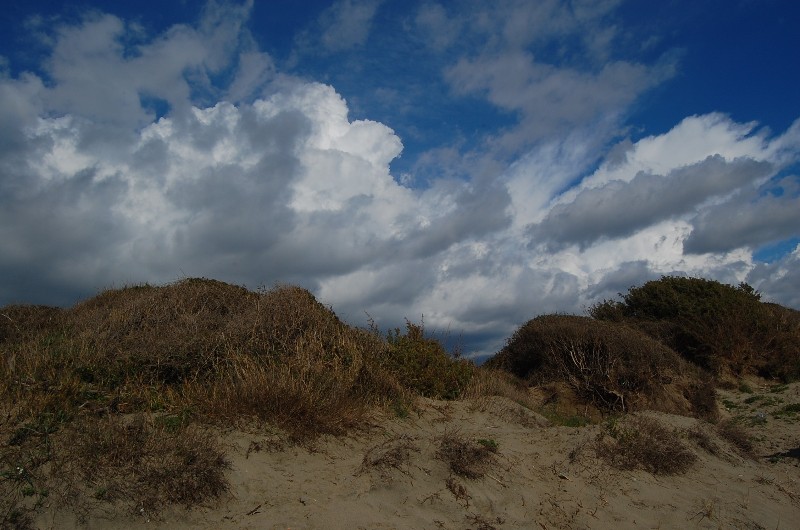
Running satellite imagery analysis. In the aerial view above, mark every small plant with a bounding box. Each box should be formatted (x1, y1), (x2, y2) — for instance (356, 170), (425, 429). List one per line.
(721, 399), (740, 411)
(476, 439), (498, 453)
(359, 435), (419, 481)
(738, 382), (754, 394)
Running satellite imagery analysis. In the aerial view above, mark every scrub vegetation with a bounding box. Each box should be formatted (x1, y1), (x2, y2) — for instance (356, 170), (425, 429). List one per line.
(1, 275), (798, 525)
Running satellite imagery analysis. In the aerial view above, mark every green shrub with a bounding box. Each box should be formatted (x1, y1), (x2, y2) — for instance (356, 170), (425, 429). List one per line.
(590, 276), (800, 381)
(381, 321), (473, 400)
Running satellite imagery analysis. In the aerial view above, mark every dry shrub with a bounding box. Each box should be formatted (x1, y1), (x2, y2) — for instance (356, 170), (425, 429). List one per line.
(595, 415), (697, 475)
(359, 435), (419, 480)
(486, 315), (704, 416)
(462, 368), (534, 408)
(445, 476), (470, 506)
(59, 414), (230, 511)
(381, 321), (474, 400)
(436, 432), (496, 479)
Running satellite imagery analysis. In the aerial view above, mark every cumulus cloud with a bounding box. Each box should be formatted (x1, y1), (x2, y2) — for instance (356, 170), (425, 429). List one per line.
(748, 245), (800, 309)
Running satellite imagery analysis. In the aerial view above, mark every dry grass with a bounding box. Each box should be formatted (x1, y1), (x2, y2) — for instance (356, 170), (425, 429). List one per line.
(0, 278), (476, 525)
(463, 367), (535, 408)
(436, 431), (497, 479)
(60, 414), (230, 510)
(716, 419), (755, 457)
(359, 434), (420, 481)
(595, 415), (697, 475)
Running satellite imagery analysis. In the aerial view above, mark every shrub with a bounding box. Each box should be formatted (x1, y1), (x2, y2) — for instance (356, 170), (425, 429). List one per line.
(486, 315), (698, 415)
(590, 276), (800, 380)
(380, 321), (474, 400)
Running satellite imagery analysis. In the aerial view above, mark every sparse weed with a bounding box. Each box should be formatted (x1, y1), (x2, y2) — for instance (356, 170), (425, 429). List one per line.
(476, 439), (498, 453)
(436, 432), (497, 479)
(595, 415), (697, 475)
(773, 403), (800, 420)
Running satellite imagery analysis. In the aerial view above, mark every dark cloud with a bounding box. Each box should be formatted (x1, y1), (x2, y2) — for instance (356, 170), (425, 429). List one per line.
(748, 249), (800, 309)
(585, 260), (659, 302)
(531, 155), (774, 248)
(685, 175), (800, 254)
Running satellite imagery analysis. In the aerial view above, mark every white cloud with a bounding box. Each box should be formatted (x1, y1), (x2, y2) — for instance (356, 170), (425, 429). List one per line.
(319, 0), (382, 52)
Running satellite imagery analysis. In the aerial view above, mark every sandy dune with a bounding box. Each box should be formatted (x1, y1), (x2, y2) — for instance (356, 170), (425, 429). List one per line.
(35, 383), (800, 530)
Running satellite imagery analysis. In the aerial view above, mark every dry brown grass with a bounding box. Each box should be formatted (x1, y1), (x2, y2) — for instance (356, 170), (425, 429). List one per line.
(716, 419), (755, 457)
(595, 415), (697, 475)
(1, 278), (476, 525)
(436, 431), (498, 479)
(61, 414), (229, 510)
(359, 434), (420, 481)
(462, 367), (535, 408)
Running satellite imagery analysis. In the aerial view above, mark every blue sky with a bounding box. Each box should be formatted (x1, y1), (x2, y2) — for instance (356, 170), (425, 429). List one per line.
(1, 0), (799, 357)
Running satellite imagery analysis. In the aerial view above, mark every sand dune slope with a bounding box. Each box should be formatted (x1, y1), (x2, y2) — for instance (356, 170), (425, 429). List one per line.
(36, 386), (800, 530)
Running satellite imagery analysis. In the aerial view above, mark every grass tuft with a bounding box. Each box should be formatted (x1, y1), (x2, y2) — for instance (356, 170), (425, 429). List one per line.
(595, 415), (697, 475)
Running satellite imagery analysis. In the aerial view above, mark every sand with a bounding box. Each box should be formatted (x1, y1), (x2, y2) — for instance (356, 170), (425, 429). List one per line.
(34, 382), (800, 530)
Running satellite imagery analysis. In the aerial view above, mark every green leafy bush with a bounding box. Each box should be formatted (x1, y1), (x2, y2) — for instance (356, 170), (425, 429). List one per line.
(381, 321), (473, 400)
(590, 276), (800, 381)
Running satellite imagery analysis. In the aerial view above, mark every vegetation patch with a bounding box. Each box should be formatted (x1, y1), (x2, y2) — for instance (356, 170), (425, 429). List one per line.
(773, 403), (800, 420)
(359, 435), (420, 481)
(0, 278), (473, 524)
(436, 432), (497, 479)
(590, 276), (800, 381)
(595, 415), (697, 475)
(486, 314), (710, 417)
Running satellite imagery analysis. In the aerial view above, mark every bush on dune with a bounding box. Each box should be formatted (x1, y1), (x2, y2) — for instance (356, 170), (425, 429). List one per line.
(380, 321), (473, 400)
(486, 314), (714, 418)
(590, 276), (800, 382)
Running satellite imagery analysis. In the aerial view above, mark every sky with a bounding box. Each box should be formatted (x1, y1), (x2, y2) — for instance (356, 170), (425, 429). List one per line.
(1, 0), (799, 358)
